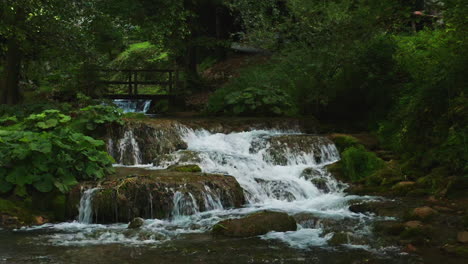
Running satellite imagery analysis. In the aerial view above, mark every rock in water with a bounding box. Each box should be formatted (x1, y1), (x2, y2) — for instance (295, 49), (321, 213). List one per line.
(69, 167), (245, 224)
(212, 211), (297, 237)
(128, 217), (145, 229)
(458, 231), (468, 244)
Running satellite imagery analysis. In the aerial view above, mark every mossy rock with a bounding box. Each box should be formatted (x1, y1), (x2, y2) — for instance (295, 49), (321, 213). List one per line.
(167, 164), (202, 173)
(373, 221), (406, 236)
(325, 162), (345, 181)
(0, 198), (37, 228)
(69, 167), (245, 224)
(212, 211), (297, 237)
(261, 135), (335, 165)
(328, 134), (361, 152)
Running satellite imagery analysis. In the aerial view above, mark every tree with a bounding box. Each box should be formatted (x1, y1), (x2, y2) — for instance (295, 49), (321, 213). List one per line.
(0, 0), (123, 104)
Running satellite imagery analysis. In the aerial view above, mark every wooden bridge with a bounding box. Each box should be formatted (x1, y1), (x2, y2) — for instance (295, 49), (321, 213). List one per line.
(97, 68), (179, 101)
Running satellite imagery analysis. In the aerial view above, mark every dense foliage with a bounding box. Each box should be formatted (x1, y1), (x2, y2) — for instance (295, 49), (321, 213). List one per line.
(0, 107), (122, 195)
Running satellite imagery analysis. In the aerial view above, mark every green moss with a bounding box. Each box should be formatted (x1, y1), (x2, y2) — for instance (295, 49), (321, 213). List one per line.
(52, 195), (67, 221)
(341, 145), (385, 182)
(0, 198), (36, 226)
(167, 164), (202, 173)
(331, 135), (361, 152)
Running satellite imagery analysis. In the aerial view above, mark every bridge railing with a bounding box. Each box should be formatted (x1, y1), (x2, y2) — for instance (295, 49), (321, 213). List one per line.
(96, 68), (179, 96)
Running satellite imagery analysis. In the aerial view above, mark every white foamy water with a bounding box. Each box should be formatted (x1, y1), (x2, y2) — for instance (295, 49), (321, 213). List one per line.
(78, 188), (100, 224)
(113, 99), (151, 114)
(18, 128), (381, 249)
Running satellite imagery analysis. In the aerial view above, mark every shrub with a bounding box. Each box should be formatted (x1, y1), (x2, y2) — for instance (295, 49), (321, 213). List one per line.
(0, 110), (115, 195)
(206, 86), (296, 116)
(341, 146), (385, 182)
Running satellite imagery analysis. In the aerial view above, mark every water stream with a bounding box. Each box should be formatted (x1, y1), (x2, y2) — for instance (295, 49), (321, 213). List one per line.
(113, 99), (151, 114)
(0, 127), (414, 263)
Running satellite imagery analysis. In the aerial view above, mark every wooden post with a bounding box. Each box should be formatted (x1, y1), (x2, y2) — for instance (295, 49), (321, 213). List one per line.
(134, 71), (138, 95)
(169, 71), (173, 95)
(128, 71), (132, 95)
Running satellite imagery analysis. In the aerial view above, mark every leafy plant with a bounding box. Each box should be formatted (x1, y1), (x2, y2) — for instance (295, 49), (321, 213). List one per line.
(0, 109), (116, 195)
(207, 86), (296, 116)
(73, 104), (123, 132)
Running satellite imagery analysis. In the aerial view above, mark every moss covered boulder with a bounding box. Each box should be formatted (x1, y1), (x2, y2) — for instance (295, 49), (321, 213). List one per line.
(256, 135), (337, 165)
(68, 167), (245, 223)
(212, 211), (297, 237)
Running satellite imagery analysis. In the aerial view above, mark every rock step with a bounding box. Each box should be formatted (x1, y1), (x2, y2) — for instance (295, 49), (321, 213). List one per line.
(68, 168), (246, 223)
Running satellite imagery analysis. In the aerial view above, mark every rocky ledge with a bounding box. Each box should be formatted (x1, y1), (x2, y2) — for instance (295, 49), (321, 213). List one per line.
(212, 211), (297, 237)
(68, 167), (246, 223)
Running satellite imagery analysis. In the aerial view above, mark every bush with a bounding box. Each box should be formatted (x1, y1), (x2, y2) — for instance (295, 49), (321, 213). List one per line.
(341, 146), (385, 182)
(0, 109), (115, 195)
(206, 86), (296, 116)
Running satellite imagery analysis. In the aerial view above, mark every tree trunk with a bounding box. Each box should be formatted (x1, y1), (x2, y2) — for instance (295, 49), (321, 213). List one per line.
(1, 38), (22, 105)
(1, 8), (25, 105)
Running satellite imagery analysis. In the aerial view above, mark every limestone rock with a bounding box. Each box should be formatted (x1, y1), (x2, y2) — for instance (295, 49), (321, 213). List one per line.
(69, 167), (245, 224)
(257, 135), (336, 165)
(128, 217), (145, 229)
(212, 211), (297, 237)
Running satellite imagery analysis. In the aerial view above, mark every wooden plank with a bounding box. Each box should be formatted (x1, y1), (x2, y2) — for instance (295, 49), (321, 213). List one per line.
(101, 81), (172, 86)
(104, 94), (175, 100)
(97, 69), (175, 73)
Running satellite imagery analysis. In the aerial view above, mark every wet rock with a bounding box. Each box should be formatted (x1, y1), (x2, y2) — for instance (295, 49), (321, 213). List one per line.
(167, 164), (202, 173)
(260, 135), (337, 165)
(34, 216), (47, 225)
(442, 244), (468, 257)
(153, 150), (202, 167)
(404, 221), (423, 229)
(349, 202), (377, 214)
(457, 231), (468, 244)
(128, 217), (145, 229)
(412, 207), (438, 220)
(404, 244), (418, 253)
(433, 206), (454, 213)
(325, 162), (345, 181)
(69, 167), (245, 224)
(212, 211), (297, 237)
(373, 221), (405, 236)
(107, 120), (188, 165)
(328, 231), (368, 246)
(300, 168), (330, 193)
(393, 181), (416, 189)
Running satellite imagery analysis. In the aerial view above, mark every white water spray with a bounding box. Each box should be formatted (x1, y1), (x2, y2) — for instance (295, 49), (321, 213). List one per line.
(78, 188), (100, 224)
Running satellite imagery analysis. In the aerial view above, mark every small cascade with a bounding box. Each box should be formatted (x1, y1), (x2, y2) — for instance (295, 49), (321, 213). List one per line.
(117, 130), (142, 165)
(78, 188), (100, 224)
(171, 191), (200, 218)
(113, 99), (152, 114)
(181, 129), (342, 204)
(203, 186), (223, 211)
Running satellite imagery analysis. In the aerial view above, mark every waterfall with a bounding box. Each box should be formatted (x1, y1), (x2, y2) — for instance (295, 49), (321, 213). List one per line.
(78, 188), (100, 224)
(203, 186), (223, 211)
(117, 130), (142, 165)
(29, 127), (378, 250)
(181, 129), (342, 205)
(171, 191), (200, 219)
(113, 99), (152, 114)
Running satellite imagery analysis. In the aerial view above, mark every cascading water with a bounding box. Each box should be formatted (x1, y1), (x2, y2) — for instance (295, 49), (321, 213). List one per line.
(116, 130), (142, 165)
(113, 99), (152, 114)
(78, 188), (100, 224)
(16, 127), (387, 253)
